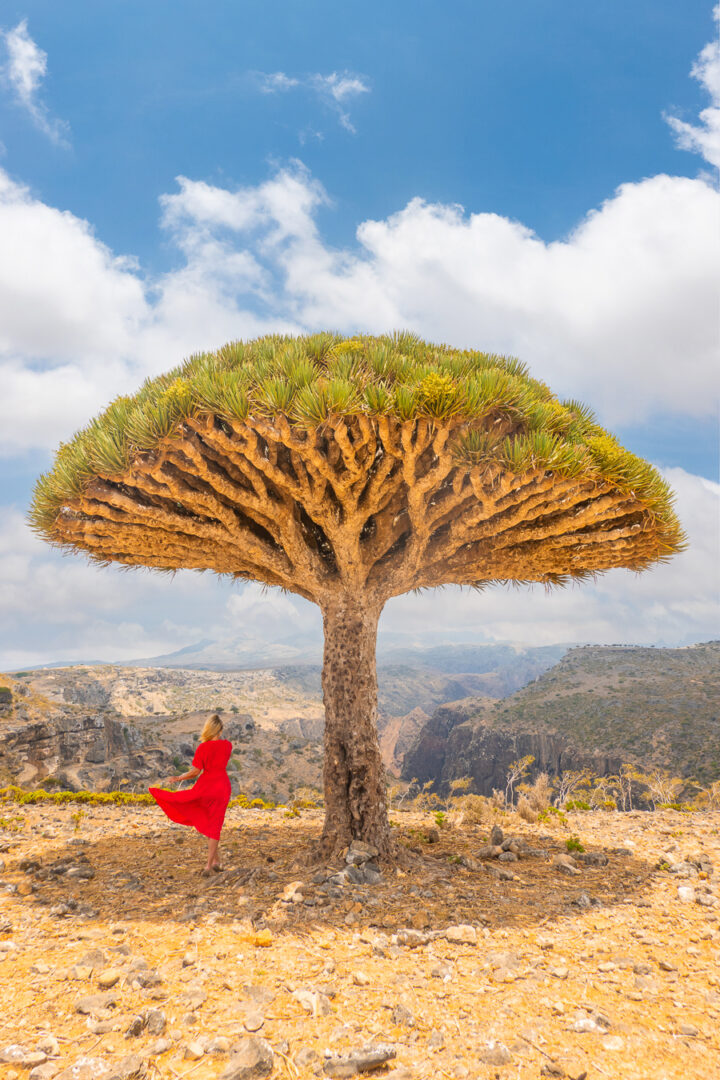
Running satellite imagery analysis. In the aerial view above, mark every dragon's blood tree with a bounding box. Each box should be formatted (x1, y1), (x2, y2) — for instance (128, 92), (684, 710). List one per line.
(31, 334), (685, 856)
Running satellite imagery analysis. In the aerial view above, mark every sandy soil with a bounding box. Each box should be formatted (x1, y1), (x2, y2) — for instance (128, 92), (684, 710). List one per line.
(0, 806), (718, 1079)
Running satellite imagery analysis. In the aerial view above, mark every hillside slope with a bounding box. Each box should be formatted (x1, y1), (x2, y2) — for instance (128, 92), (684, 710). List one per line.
(0, 644), (564, 796)
(403, 642), (720, 793)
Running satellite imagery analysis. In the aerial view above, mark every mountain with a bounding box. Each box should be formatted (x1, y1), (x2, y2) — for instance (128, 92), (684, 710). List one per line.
(127, 631), (324, 669)
(402, 641), (720, 794)
(126, 634), (567, 678)
(0, 643), (568, 796)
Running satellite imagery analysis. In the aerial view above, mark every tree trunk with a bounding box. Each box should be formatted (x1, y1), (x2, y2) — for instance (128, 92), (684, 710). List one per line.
(317, 594), (393, 858)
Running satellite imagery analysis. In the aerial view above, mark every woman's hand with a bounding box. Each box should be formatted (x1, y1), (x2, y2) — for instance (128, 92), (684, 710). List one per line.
(165, 776), (180, 785)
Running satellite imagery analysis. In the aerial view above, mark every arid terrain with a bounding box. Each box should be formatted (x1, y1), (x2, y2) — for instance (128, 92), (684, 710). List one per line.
(0, 803), (718, 1080)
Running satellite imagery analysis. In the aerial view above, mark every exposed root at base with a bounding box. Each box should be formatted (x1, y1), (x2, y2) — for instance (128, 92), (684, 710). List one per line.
(306, 831), (402, 867)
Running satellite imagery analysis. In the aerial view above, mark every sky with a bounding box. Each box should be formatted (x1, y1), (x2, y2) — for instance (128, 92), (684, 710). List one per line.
(0, 1), (718, 668)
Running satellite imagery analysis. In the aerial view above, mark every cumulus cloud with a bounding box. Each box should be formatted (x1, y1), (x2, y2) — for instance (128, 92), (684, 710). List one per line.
(257, 68), (370, 133)
(0, 17), (718, 659)
(666, 4), (720, 171)
(0, 19), (69, 145)
(0, 152), (717, 456)
(0, 508), (228, 668)
(0, 150), (717, 457)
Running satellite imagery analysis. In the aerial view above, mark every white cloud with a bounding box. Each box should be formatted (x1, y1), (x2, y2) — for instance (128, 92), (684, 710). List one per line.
(0, 150), (717, 458)
(666, 4), (720, 171)
(153, 163), (720, 424)
(256, 68), (370, 133)
(0, 507), (228, 667)
(1, 19), (69, 145)
(258, 72), (300, 93)
(0, 171), (144, 363)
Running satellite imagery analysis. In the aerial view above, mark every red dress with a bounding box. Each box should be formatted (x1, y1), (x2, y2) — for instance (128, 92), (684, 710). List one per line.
(149, 738), (232, 840)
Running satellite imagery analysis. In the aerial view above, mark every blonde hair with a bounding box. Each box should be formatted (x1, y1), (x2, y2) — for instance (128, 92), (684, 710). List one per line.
(200, 713), (223, 742)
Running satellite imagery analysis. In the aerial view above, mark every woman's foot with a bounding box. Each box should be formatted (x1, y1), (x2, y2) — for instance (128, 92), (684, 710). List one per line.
(200, 868), (212, 877)
(211, 863), (225, 872)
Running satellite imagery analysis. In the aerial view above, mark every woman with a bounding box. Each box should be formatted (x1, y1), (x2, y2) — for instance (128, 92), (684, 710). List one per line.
(149, 714), (232, 875)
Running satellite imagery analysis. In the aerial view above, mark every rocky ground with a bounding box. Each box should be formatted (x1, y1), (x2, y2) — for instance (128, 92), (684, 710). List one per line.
(0, 806), (718, 1080)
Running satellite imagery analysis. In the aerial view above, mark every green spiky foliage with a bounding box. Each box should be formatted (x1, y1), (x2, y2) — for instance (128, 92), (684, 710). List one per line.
(31, 331), (684, 568)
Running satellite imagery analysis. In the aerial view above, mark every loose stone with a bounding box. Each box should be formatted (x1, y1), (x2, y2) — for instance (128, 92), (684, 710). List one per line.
(124, 1016), (144, 1038)
(323, 1043), (396, 1077)
(147, 1039), (172, 1055)
(221, 1037), (274, 1080)
(478, 1042), (512, 1066)
(107, 1054), (145, 1079)
(489, 825), (504, 846)
(97, 968), (122, 989)
(444, 924), (477, 945)
(243, 1011), (265, 1032)
(208, 1036), (232, 1054)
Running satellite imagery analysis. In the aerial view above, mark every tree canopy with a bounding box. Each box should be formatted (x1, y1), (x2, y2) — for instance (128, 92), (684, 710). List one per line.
(30, 332), (685, 604)
(30, 332), (686, 855)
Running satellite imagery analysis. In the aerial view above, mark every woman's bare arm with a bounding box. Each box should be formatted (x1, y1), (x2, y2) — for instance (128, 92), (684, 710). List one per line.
(164, 765), (201, 785)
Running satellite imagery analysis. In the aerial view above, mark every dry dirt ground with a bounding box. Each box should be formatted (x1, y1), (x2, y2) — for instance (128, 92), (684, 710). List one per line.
(0, 806), (718, 1080)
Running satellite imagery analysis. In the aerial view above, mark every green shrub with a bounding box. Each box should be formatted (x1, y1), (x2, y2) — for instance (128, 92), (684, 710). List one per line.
(565, 799), (591, 812)
(566, 835), (585, 853)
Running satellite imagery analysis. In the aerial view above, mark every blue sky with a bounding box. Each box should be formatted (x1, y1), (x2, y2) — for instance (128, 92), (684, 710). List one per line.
(0, 2), (718, 666)
(2, 3), (715, 259)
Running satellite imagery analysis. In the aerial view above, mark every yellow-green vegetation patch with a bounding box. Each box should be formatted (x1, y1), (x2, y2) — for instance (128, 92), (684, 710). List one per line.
(0, 785), (154, 806)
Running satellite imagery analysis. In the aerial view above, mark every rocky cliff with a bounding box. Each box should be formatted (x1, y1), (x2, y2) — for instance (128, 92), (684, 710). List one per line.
(402, 642), (720, 794)
(401, 700), (622, 795)
(0, 709), (173, 791)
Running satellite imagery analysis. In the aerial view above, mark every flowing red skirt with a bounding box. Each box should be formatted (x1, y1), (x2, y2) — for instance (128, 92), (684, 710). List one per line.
(149, 772), (231, 840)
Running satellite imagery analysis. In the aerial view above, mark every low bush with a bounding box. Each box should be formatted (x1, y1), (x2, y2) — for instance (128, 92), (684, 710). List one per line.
(517, 795), (538, 823)
(538, 805), (568, 825)
(228, 793), (277, 810)
(565, 799), (591, 812)
(451, 793), (490, 825)
(0, 785), (154, 807)
(525, 772), (552, 812)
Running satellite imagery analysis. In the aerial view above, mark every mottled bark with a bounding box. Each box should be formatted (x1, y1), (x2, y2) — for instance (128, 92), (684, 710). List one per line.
(318, 595), (392, 857)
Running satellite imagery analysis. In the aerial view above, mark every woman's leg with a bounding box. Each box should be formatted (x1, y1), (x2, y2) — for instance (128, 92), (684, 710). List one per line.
(205, 837), (220, 872)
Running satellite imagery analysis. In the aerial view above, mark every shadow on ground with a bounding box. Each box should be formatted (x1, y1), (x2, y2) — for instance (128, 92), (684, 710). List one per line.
(13, 809), (655, 933)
